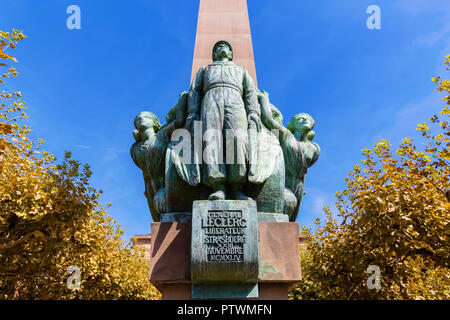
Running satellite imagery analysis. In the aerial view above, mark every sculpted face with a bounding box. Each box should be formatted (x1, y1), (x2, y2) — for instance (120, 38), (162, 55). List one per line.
(213, 43), (232, 61)
(133, 112), (160, 142)
(287, 113), (315, 141)
(295, 116), (312, 130)
(136, 115), (154, 132)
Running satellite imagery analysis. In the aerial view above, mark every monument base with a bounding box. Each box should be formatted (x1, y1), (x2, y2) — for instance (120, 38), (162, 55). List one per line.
(149, 220), (301, 300)
(192, 283), (259, 299)
(190, 200), (259, 299)
(158, 282), (291, 300)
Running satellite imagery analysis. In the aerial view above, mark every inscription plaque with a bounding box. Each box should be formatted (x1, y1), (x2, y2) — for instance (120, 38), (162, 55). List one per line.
(191, 200), (259, 299)
(203, 210), (246, 262)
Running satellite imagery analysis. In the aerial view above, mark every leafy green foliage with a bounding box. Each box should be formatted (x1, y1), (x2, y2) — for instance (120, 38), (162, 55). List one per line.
(0, 29), (160, 300)
(291, 56), (450, 300)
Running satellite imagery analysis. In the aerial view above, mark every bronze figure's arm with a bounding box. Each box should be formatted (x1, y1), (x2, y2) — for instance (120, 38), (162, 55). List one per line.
(243, 68), (261, 130)
(187, 67), (204, 129)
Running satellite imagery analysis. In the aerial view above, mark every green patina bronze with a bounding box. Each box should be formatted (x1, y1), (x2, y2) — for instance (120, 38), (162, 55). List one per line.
(190, 200), (259, 298)
(131, 40), (320, 299)
(131, 41), (320, 222)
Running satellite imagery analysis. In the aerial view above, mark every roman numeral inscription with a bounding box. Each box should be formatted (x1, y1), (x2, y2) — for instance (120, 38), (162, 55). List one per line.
(202, 210), (247, 262)
(191, 200), (259, 298)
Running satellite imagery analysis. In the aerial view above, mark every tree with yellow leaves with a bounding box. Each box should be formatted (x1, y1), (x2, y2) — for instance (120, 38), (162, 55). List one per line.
(291, 56), (450, 300)
(0, 29), (160, 300)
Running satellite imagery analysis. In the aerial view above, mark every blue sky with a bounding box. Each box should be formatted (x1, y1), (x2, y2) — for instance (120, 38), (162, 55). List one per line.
(1, 0), (449, 241)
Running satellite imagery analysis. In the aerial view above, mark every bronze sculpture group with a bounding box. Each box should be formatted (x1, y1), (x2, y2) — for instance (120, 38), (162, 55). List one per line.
(131, 41), (320, 222)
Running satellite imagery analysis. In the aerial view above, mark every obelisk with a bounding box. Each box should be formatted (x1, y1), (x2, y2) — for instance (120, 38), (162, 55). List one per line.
(144, 0), (304, 300)
(191, 0), (258, 86)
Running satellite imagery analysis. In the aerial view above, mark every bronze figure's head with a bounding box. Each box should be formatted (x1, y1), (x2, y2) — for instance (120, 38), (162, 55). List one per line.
(212, 40), (233, 61)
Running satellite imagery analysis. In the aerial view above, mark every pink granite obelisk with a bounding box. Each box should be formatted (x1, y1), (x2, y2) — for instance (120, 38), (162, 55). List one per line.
(191, 0), (258, 86)
(143, 1), (302, 300)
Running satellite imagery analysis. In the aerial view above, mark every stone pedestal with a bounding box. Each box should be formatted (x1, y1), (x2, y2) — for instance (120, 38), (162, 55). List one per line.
(149, 220), (301, 300)
(154, 283), (292, 300)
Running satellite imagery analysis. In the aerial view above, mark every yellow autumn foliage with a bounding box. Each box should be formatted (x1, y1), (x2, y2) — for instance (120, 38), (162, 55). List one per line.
(0, 29), (160, 300)
(291, 55), (450, 300)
